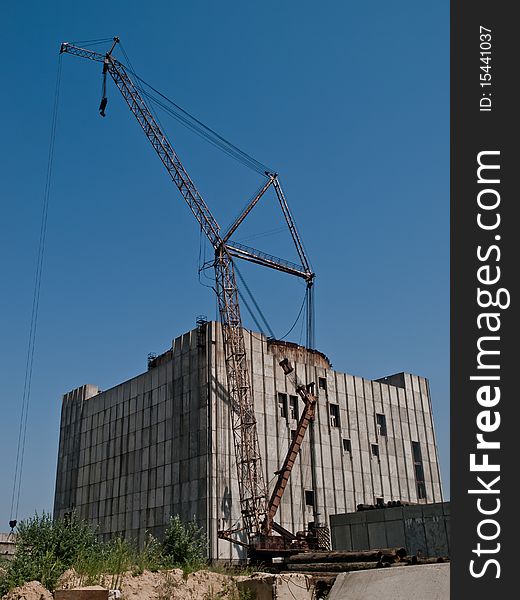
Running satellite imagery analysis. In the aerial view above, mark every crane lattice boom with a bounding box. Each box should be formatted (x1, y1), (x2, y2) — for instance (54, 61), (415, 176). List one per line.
(60, 38), (316, 549)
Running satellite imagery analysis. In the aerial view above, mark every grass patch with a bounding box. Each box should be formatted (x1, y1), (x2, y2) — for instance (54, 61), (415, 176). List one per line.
(238, 588), (256, 600)
(0, 513), (208, 595)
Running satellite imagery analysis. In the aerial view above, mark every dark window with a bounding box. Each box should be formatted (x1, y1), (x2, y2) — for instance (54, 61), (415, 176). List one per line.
(278, 393), (288, 418)
(289, 395), (299, 420)
(319, 377), (327, 392)
(417, 482), (427, 499)
(375, 497), (384, 507)
(291, 429), (296, 440)
(412, 441), (423, 463)
(371, 443), (379, 458)
(343, 438), (352, 453)
(329, 404), (340, 427)
(305, 490), (315, 506)
(376, 413), (387, 436)
(412, 441), (427, 500)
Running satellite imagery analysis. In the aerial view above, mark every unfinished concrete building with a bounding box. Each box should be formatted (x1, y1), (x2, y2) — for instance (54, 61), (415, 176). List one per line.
(54, 321), (443, 560)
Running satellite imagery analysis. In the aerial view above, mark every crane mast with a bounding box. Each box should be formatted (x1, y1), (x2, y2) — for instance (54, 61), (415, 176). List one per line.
(60, 38), (318, 551)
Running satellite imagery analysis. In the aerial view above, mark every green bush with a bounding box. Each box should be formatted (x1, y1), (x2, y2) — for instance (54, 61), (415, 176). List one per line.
(0, 513), (208, 595)
(0, 512), (99, 594)
(15, 512), (100, 565)
(161, 515), (207, 570)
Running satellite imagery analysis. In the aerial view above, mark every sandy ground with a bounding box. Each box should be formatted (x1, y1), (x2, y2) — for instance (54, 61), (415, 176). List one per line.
(1, 580), (53, 600)
(122, 569), (246, 600)
(1, 569), (252, 600)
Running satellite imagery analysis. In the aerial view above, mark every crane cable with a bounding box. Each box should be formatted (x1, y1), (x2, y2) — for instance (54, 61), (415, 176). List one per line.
(140, 85), (271, 175)
(278, 285), (309, 342)
(234, 262), (275, 339)
(101, 43), (310, 346)
(9, 55), (62, 525)
(118, 42), (165, 130)
(107, 43), (291, 338)
(114, 52), (272, 175)
(70, 37), (114, 47)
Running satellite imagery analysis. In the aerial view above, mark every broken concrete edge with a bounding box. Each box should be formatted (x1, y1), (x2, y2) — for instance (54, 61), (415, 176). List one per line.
(53, 585), (121, 600)
(54, 589), (109, 600)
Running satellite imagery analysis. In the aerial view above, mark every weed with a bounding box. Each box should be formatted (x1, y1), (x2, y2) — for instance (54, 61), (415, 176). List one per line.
(238, 588), (256, 600)
(155, 571), (181, 600)
(162, 515), (207, 570)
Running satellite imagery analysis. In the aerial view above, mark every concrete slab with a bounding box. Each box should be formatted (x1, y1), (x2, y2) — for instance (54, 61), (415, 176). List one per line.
(365, 510), (384, 523)
(351, 523), (369, 550)
(327, 563), (449, 600)
(333, 523), (353, 551)
(385, 519), (406, 548)
(423, 502), (446, 517)
(54, 586), (109, 600)
(367, 522), (387, 548)
(384, 506), (404, 521)
(237, 573), (314, 600)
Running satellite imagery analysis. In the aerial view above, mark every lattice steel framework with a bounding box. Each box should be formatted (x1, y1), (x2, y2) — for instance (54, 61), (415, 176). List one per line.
(60, 39), (314, 543)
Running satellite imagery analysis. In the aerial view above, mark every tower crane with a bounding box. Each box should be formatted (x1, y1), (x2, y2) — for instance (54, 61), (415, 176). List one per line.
(60, 37), (325, 555)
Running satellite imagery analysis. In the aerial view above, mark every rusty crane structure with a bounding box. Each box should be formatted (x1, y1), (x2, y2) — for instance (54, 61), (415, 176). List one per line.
(60, 37), (327, 556)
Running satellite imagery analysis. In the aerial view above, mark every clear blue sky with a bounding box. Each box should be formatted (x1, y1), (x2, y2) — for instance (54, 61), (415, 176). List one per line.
(0, 1), (449, 525)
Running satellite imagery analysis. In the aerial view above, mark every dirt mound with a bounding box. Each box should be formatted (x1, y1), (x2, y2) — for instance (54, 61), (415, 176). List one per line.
(3, 569), (251, 600)
(55, 569), (80, 590)
(1, 580), (53, 600)
(122, 569), (242, 600)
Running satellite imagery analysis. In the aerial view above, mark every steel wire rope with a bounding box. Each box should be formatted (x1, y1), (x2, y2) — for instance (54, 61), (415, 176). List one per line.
(70, 37), (114, 47)
(142, 89), (267, 174)
(277, 287), (308, 342)
(112, 47), (311, 347)
(10, 54), (62, 522)
(115, 45), (281, 351)
(298, 304), (306, 346)
(235, 226), (287, 244)
(197, 227), (216, 292)
(114, 55), (272, 175)
(244, 282), (308, 347)
(234, 263), (275, 339)
(117, 42), (171, 144)
(237, 289), (269, 339)
(137, 87), (271, 174)
(68, 40), (271, 179)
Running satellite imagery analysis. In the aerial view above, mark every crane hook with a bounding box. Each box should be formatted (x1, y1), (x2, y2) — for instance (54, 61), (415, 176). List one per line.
(99, 62), (108, 117)
(99, 97), (108, 117)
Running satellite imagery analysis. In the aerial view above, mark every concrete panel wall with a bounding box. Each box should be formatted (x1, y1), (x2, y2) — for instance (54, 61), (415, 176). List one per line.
(330, 502), (450, 557)
(54, 323), (443, 561)
(0, 533), (16, 558)
(54, 331), (208, 545)
(211, 323), (443, 560)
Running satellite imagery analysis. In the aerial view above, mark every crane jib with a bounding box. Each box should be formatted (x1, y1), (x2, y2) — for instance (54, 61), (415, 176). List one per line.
(60, 38), (318, 551)
(61, 39), (268, 540)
